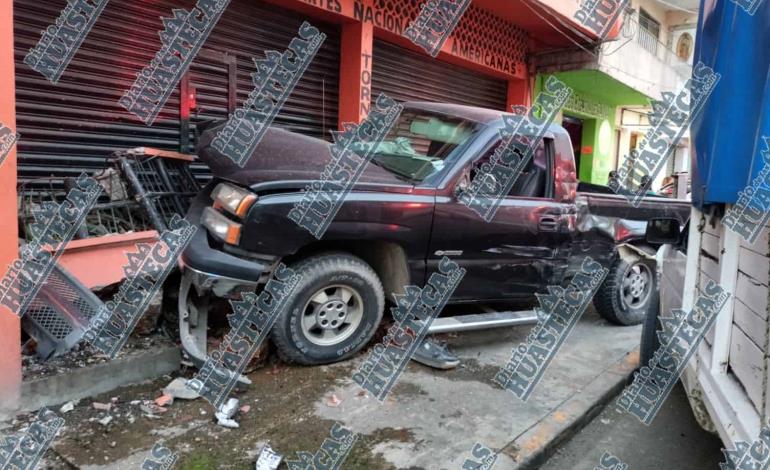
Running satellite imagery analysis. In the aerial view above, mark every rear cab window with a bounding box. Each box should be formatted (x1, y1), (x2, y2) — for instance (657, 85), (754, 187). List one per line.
(472, 137), (555, 199)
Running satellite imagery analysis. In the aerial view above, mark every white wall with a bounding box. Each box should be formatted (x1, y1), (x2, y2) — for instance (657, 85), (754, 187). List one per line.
(598, 0), (698, 97)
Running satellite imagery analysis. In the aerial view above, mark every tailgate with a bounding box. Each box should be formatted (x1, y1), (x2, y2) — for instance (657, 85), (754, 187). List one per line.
(578, 193), (691, 223)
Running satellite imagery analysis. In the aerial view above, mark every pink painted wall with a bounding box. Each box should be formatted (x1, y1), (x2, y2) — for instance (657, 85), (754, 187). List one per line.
(0, 0), (21, 416)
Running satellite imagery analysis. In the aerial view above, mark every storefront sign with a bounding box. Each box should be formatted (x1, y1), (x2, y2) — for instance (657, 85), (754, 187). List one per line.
(360, 52), (373, 117)
(450, 40), (519, 76)
(404, 0), (472, 57)
(564, 93), (613, 120)
(299, 0), (343, 13)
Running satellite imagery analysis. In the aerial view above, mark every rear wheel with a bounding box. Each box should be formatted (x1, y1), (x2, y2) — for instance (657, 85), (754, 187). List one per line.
(270, 253), (384, 365)
(594, 257), (655, 326)
(639, 287), (661, 366)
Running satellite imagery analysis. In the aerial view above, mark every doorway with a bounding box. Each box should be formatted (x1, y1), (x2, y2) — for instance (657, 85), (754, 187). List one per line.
(562, 115), (584, 177)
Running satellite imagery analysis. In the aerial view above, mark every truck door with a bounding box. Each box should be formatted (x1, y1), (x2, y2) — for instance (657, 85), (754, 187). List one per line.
(427, 136), (577, 301)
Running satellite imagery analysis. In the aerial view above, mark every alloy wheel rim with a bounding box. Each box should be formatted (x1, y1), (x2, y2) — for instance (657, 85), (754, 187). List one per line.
(621, 262), (652, 309)
(300, 284), (364, 346)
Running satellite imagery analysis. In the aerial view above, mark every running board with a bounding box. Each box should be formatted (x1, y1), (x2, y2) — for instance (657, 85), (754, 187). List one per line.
(428, 310), (539, 334)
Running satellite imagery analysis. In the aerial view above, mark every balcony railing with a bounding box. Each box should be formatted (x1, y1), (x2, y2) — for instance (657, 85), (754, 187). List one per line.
(637, 27), (659, 57)
(598, 12), (694, 96)
(615, 11), (691, 72)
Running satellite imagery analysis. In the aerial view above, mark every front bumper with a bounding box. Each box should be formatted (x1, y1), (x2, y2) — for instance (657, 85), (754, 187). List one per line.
(177, 187), (274, 374)
(179, 186), (277, 296)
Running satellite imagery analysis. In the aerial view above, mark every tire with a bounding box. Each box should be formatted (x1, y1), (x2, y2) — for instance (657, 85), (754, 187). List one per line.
(639, 288), (661, 367)
(270, 252), (385, 365)
(594, 256), (655, 326)
(161, 270), (182, 338)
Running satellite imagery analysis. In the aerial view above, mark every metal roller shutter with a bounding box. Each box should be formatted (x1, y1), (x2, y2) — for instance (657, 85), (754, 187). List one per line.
(13, 0), (340, 191)
(371, 40), (507, 111)
(190, 1), (341, 142)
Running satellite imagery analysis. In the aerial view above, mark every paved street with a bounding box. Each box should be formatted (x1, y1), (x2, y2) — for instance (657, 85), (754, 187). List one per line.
(42, 306), (642, 469)
(542, 383), (725, 470)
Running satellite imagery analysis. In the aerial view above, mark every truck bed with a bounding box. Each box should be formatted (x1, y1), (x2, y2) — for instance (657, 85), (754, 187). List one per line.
(577, 182), (691, 223)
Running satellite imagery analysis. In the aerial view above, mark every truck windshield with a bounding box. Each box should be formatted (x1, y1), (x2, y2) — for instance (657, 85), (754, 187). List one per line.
(366, 110), (478, 182)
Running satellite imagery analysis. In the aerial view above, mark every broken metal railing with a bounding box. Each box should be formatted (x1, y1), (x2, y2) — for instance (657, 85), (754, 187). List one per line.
(17, 147), (200, 360)
(19, 147), (200, 242)
(114, 147), (200, 232)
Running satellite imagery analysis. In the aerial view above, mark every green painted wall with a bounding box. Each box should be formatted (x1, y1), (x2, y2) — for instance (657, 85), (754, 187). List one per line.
(575, 117), (616, 184)
(534, 71), (649, 185)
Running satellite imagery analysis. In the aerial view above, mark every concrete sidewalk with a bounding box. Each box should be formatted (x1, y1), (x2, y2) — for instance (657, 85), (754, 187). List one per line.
(315, 306), (640, 469)
(43, 306), (641, 469)
(541, 383), (724, 470)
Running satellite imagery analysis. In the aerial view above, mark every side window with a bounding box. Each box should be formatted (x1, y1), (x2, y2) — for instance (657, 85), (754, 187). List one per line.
(509, 140), (548, 198)
(472, 138), (551, 199)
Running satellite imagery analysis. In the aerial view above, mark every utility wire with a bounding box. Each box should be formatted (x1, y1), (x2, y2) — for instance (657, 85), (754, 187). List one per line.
(518, 0), (600, 57)
(522, 0), (694, 92)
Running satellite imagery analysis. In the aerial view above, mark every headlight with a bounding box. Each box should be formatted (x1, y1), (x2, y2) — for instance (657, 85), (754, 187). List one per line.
(202, 207), (242, 245)
(211, 183), (257, 218)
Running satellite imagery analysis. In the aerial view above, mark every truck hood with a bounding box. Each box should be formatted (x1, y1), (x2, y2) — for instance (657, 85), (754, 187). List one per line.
(196, 121), (406, 189)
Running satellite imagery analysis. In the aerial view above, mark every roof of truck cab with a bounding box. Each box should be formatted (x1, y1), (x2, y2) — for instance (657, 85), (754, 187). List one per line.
(403, 101), (505, 124)
(403, 101), (567, 137)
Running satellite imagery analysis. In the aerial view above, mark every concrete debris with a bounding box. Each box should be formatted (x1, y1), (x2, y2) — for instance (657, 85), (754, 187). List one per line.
(163, 377), (200, 400)
(59, 401), (75, 414)
(324, 393), (342, 408)
(255, 443), (282, 470)
(92, 402), (112, 412)
(215, 398), (240, 428)
(97, 416), (113, 426)
(140, 403), (168, 416)
(154, 394), (174, 408)
(219, 398), (239, 419)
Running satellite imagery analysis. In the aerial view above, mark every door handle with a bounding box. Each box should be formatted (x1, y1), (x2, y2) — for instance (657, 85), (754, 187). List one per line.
(538, 216), (559, 232)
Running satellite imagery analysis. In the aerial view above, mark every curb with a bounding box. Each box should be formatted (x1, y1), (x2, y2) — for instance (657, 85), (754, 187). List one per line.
(13, 344), (180, 418)
(503, 348), (640, 469)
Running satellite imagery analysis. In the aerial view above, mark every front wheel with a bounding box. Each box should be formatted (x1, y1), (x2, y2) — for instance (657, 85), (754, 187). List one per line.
(594, 256), (655, 326)
(270, 252), (385, 365)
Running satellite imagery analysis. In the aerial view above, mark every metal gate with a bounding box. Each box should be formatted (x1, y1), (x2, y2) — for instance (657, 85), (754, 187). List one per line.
(13, 0), (340, 192)
(371, 40), (508, 111)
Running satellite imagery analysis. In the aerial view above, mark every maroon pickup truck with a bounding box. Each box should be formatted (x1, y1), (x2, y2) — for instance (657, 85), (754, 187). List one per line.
(176, 101), (690, 366)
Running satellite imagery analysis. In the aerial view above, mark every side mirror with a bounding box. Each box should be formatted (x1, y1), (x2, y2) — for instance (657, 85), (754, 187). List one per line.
(454, 175), (469, 199)
(645, 218), (681, 244)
